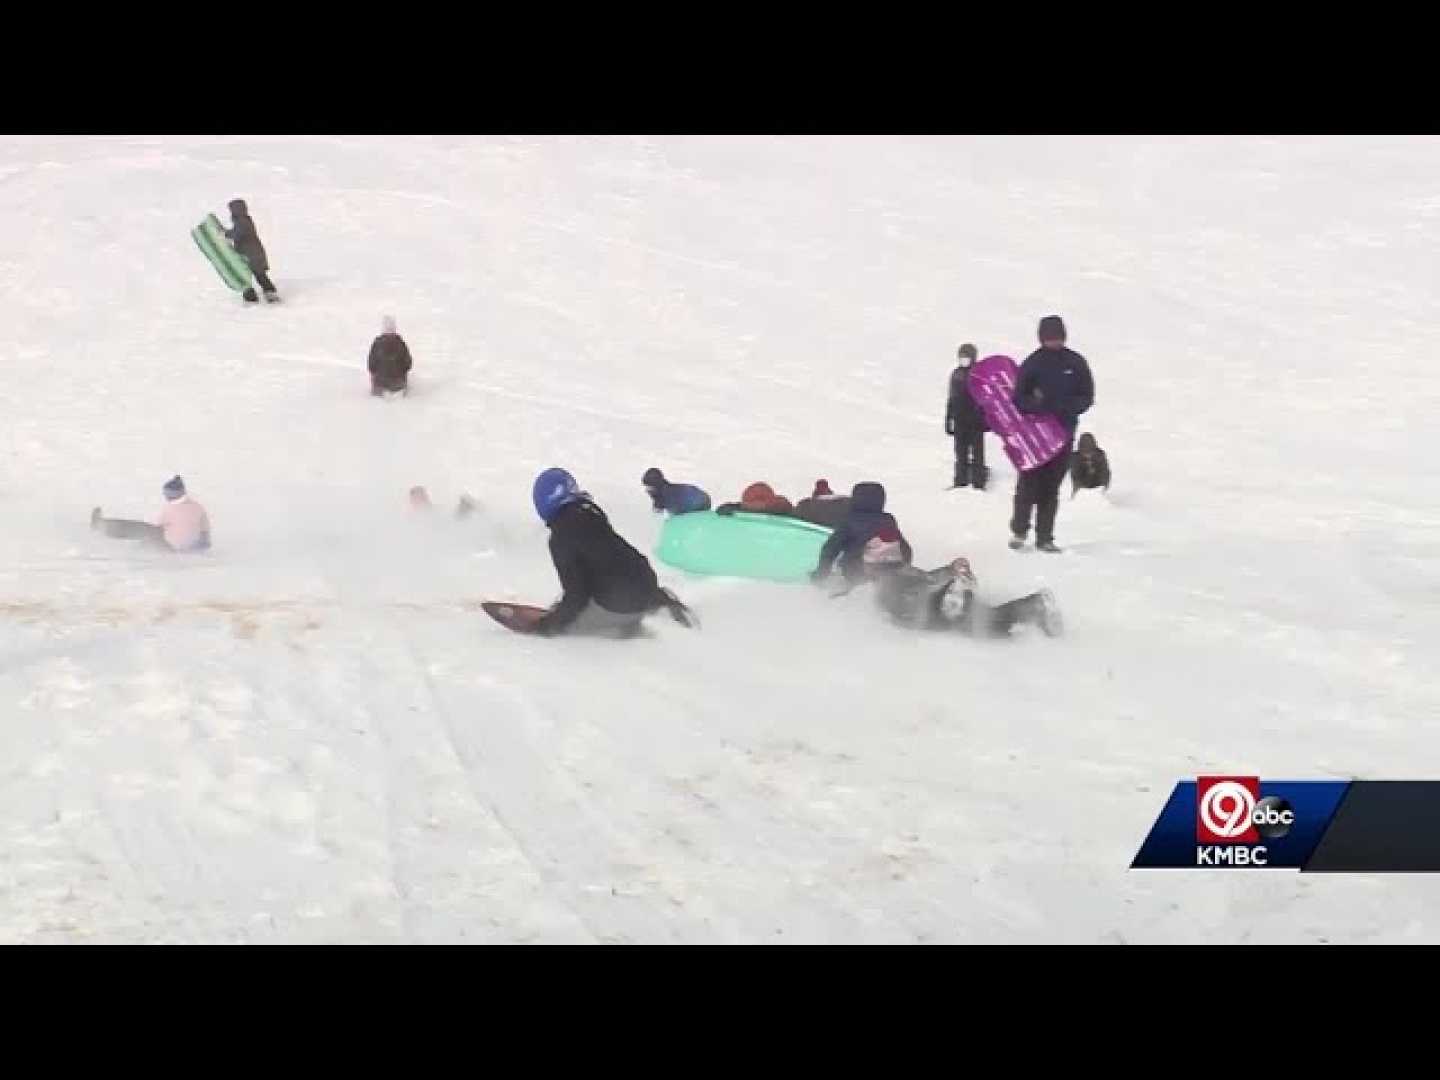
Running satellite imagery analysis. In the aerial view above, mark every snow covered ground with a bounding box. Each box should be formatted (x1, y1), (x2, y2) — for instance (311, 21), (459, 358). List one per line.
(2, 134), (1438, 943)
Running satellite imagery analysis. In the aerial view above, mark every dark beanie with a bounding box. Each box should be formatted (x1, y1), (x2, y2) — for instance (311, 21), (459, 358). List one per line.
(1038, 315), (1067, 342)
(642, 467), (665, 488)
(957, 343), (978, 362)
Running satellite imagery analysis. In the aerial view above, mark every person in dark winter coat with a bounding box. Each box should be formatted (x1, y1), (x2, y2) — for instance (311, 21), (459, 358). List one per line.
(873, 557), (1062, 638)
(222, 199), (279, 304)
(530, 468), (693, 637)
(368, 315), (413, 396)
(812, 481), (913, 585)
(946, 343), (989, 489)
(1069, 432), (1111, 498)
(793, 478), (851, 529)
(641, 467), (712, 515)
(1010, 315), (1095, 552)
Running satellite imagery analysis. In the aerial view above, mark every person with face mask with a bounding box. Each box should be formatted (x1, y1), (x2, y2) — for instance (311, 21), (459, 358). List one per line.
(945, 343), (989, 489)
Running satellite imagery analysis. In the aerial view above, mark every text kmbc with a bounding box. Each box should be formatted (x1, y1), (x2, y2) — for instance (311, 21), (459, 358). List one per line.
(1195, 777), (1294, 866)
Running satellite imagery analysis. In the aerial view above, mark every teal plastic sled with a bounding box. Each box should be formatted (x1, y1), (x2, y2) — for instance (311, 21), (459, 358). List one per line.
(191, 212), (253, 292)
(655, 511), (833, 582)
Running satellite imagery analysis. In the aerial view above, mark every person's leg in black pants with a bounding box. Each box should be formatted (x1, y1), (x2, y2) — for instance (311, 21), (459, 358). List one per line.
(952, 431), (968, 487)
(1032, 450), (1070, 547)
(1011, 469), (1039, 541)
(1011, 447), (1070, 546)
(966, 428), (987, 489)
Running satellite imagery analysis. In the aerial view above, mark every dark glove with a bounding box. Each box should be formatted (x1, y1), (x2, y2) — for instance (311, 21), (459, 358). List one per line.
(715, 503), (738, 517)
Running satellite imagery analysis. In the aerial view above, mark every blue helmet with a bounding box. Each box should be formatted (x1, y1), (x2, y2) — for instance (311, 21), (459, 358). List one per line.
(532, 467), (582, 524)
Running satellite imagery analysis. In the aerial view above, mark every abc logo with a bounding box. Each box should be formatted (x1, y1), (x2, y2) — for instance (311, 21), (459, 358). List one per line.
(1253, 795), (1294, 839)
(1198, 779), (1293, 841)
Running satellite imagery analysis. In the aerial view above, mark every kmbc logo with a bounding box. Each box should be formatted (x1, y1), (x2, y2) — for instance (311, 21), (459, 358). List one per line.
(1197, 776), (1295, 844)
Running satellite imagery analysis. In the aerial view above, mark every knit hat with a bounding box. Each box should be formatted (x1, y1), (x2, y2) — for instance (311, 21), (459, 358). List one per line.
(1038, 315), (1067, 343)
(227, 199), (248, 216)
(162, 475), (186, 501)
(957, 343), (978, 363)
(812, 479), (833, 497)
(641, 467), (665, 489)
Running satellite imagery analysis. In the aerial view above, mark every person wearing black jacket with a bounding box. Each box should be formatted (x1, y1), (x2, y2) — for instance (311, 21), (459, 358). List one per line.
(530, 468), (693, 637)
(368, 315), (414, 396)
(222, 199), (279, 304)
(1010, 315), (1095, 553)
(812, 481), (913, 585)
(946, 343), (988, 489)
(1069, 432), (1111, 498)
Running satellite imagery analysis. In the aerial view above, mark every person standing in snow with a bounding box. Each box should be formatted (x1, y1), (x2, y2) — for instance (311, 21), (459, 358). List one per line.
(368, 315), (413, 397)
(641, 467), (712, 515)
(222, 199), (280, 304)
(946, 343), (989, 489)
(1010, 315), (1094, 553)
(530, 468), (694, 637)
(91, 475), (211, 552)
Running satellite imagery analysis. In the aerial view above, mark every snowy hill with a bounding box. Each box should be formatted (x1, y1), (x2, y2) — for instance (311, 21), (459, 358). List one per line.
(2, 134), (1438, 943)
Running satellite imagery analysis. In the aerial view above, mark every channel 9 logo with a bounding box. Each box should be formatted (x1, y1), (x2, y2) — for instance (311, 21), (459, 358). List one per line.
(1195, 776), (1294, 865)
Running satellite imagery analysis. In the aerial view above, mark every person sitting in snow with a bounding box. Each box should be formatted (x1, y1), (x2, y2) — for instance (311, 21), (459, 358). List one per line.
(873, 557), (1063, 638)
(714, 481), (796, 517)
(368, 315), (413, 397)
(91, 475), (211, 552)
(811, 481), (913, 586)
(641, 467), (712, 515)
(222, 198), (279, 304)
(1068, 432), (1111, 498)
(792, 478), (851, 529)
(530, 468), (695, 637)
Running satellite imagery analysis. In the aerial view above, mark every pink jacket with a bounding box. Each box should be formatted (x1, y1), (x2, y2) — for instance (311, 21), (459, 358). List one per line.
(159, 496), (211, 551)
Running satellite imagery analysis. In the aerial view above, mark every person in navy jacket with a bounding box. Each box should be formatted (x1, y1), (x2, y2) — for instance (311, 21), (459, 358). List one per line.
(812, 481), (913, 585)
(641, 467), (712, 515)
(1010, 315), (1095, 553)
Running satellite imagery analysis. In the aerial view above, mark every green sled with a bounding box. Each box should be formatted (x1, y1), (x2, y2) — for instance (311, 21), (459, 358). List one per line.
(655, 511), (833, 582)
(191, 212), (253, 293)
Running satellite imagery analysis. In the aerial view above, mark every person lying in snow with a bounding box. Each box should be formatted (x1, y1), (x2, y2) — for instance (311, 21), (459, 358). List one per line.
(91, 475), (211, 552)
(872, 557), (1063, 638)
(641, 467), (711, 515)
(530, 467), (695, 638)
